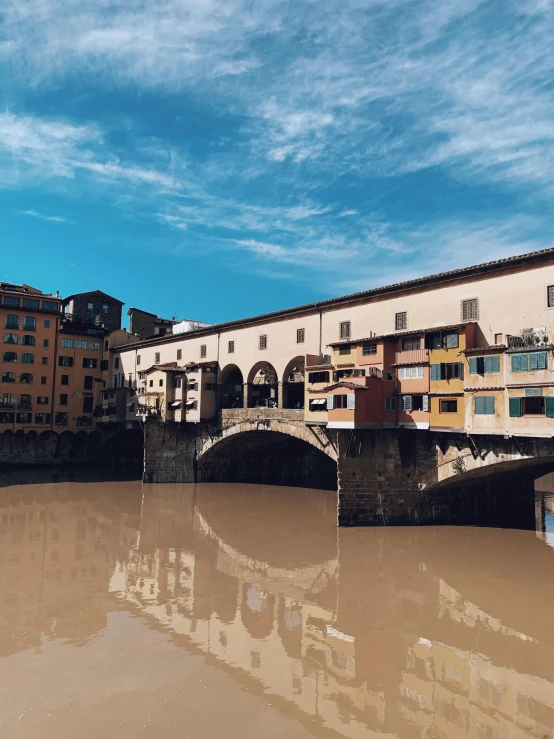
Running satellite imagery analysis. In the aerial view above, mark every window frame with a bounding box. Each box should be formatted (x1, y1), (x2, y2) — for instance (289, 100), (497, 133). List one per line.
(461, 298), (479, 322)
(395, 312), (408, 331)
(258, 335), (267, 351)
(296, 328), (305, 344)
(339, 321), (351, 340)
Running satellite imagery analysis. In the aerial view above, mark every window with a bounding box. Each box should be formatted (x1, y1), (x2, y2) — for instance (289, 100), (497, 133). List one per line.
(333, 395), (349, 409)
(23, 317), (36, 331)
(339, 321), (351, 340)
(102, 304), (109, 314)
(0, 393), (15, 408)
(154, 353), (160, 364)
(21, 353), (34, 364)
(104, 340), (109, 351)
(399, 366), (424, 379)
(177, 349), (182, 361)
(362, 343), (377, 355)
(308, 371), (330, 384)
(385, 396), (397, 412)
(548, 285), (554, 308)
(339, 345), (351, 355)
(149, 380), (154, 388)
(40, 376), (47, 385)
(41, 357), (48, 365)
(59, 356), (73, 367)
(82, 358), (97, 369)
(42, 301), (58, 312)
(309, 398), (327, 412)
(44, 320), (50, 328)
(3, 352), (17, 363)
(1, 372), (15, 383)
(440, 399), (458, 413)
(61, 375), (69, 386)
(494, 333), (503, 344)
(395, 312), (408, 331)
(400, 395), (428, 411)
(22, 335), (35, 346)
(258, 335), (267, 350)
(90, 341), (100, 351)
(84, 376), (93, 390)
(87, 302), (94, 312)
(4, 333), (18, 344)
(430, 363), (464, 380)
(18, 394), (32, 409)
(35, 413), (51, 424)
(0, 412), (14, 423)
(16, 412), (32, 423)
(511, 352), (548, 372)
(100, 359), (108, 371)
(23, 298), (39, 309)
(76, 340), (87, 349)
(59, 394), (68, 406)
(55, 413), (68, 426)
(199, 344), (207, 358)
(402, 337), (421, 351)
(37, 396), (48, 405)
(159, 379), (164, 387)
(475, 396), (495, 415)
(5, 315), (19, 329)
(204, 383), (215, 391)
(19, 373), (33, 384)
(523, 396), (545, 415)
(174, 377), (181, 388)
(297, 328), (305, 344)
(461, 298), (479, 321)
(228, 340), (235, 354)
(43, 339), (49, 348)
(469, 355), (500, 374)
(3, 296), (20, 306)
(82, 396), (94, 413)
(62, 338), (74, 348)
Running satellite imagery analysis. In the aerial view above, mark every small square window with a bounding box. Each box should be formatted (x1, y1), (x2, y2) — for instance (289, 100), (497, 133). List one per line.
(43, 339), (49, 348)
(61, 375), (69, 386)
(59, 394), (68, 406)
(44, 320), (50, 329)
(494, 333), (503, 344)
(228, 340), (235, 353)
(41, 376), (47, 385)
(297, 328), (305, 344)
(339, 345), (351, 355)
(200, 344), (207, 358)
(259, 335), (267, 350)
(42, 357), (48, 366)
(461, 298), (479, 321)
(440, 399), (458, 413)
(363, 344), (377, 355)
(339, 321), (351, 340)
(395, 312), (407, 331)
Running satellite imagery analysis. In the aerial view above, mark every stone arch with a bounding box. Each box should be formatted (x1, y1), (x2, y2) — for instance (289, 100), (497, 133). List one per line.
(281, 355), (305, 410)
(246, 361), (279, 408)
(218, 363), (244, 409)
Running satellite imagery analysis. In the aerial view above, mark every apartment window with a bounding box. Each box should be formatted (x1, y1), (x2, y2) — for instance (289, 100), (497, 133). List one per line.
(308, 371), (330, 384)
(309, 398), (327, 412)
(22, 298), (39, 309)
(43, 339), (49, 348)
(87, 302), (94, 312)
(339, 345), (351, 355)
(41, 357), (48, 365)
(36, 396), (48, 405)
(5, 314), (19, 329)
(23, 317), (36, 331)
(154, 353), (160, 364)
(430, 362), (464, 380)
(339, 321), (351, 340)
(494, 333), (503, 344)
(177, 349), (182, 361)
(62, 338), (74, 348)
(4, 333), (18, 344)
(402, 337), (421, 351)
(297, 328), (305, 344)
(40, 376), (47, 385)
(548, 285), (554, 308)
(159, 379), (164, 387)
(400, 395), (428, 411)
(20, 373), (33, 384)
(399, 366), (424, 379)
(114, 357), (120, 369)
(332, 395), (349, 409)
(200, 344), (207, 358)
(102, 304), (109, 314)
(385, 396), (397, 412)
(82, 358), (97, 369)
(395, 312), (407, 331)
(3, 352), (17, 363)
(362, 343), (377, 355)
(59, 356), (73, 367)
(228, 340), (235, 354)
(149, 380), (153, 388)
(22, 335), (35, 346)
(204, 383), (215, 391)
(84, 376), (93, 390)
(175, 377), (181, 388)
(44, 320), (50, 329)
(90, 341), (100, 351)
(4, 296), (20, 306)
(42, 301), (58, 312)
(461, 298), (479, 321)
(475, 396), (495, 415)
(1, 372), (15, 383)
(440, 399), (458, 413)
(258, 335), (267, 350)
(0, 393), (15, 408)
(83, 396), (94, 413)
(104, 340), (109, 351)
(16, 412), (32, 424)
(76, 340), (87, 349)
(511, 352), (547, 372)
(35, 413), (51, 424)
(136, 355), (141, 367)
(59, 394), (68, 406)
(61, 375), (69, 386)
(469, 355), (501, 374)
(21, 353), (34, 364)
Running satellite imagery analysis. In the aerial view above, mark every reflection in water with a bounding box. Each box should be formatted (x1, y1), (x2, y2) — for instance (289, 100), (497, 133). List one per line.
(1, 478), (554, 738)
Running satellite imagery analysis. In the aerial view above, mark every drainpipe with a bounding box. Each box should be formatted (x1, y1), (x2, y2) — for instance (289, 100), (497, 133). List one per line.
(318, 307), (323, 357)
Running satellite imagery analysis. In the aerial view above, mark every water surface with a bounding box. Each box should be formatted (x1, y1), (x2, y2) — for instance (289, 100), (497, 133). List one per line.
(1, 478), (554, 738)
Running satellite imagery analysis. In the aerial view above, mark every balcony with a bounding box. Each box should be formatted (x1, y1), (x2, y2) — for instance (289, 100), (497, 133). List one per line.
(394, 349), (429, 365)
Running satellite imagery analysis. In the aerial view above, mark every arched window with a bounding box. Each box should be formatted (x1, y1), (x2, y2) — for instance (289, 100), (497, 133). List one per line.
(21, 335), (35, 346)
(18, 394), (32, 409)
(55, 412), (68, 427)
(19, 373), (33, 384)
(0, 393), (15, 408)
(21, 353), (34, 364)
(3, 352), (17, 363)
(23, 316), (36, 331)
(1, 372), (16, 383)
(5, 314), (19, 329)
(4, 333), (18, 344)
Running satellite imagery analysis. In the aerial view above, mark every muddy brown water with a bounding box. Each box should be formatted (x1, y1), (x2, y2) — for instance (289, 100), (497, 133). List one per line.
(1, 477), (554, 738)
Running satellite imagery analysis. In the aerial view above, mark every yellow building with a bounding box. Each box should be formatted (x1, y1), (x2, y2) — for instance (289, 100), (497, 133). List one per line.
(464, 345), (506, 436)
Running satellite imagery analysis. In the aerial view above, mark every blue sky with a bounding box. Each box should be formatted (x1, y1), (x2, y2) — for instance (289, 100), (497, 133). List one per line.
(1, 0), (553, 325)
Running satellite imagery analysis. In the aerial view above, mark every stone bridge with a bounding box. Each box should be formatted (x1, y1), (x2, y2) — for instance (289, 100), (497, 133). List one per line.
(143, 408), (554, 527)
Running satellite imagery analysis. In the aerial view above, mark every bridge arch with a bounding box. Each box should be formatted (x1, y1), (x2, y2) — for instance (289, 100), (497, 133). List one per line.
(218, 363), (244, 409)
(246, 361), (279, 408)
(281, 355), (305, 410)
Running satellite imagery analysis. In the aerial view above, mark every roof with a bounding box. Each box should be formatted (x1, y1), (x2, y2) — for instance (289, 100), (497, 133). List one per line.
(306, 364), (334, 371)
(145, 362), (183, 373)
(464, 386), (505, 391)
(115, 245), (554, 351)
(62, 290), (124, 305)
(463, 344), (506, 353)
(128, 307), (176, 323)
(320, 381), (370, 392)
(0, 282), (56, 298)
(328, 323), (469, 347)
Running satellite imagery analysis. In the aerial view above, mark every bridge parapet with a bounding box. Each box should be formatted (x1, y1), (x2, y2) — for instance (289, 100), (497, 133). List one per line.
(220, 408), (304, 424)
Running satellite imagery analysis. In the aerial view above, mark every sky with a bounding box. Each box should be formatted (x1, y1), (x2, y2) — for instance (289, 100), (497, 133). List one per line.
(1, 0), (554, 325)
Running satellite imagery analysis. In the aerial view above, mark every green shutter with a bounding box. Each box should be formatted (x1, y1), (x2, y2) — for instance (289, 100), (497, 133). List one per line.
(430, 364), (441, 381)
(509, 397), (522, 417)
(484, 356), (493, 374)
(490, 355), (500, 373)
(546, 397), (554, 418)
(474, 397), (485, 415)
(458, 362), (464, 380)
(511, 354), (522, 372)
(529, 353), (539, 371)
(469, 357), (478, 374)
(484, 396), (495, 415)
(538, 352), (548, 370)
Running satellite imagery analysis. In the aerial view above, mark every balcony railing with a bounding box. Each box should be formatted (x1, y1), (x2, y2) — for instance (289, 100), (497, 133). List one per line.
(394, 349), (429, 365)
(506, 332), (552, 349)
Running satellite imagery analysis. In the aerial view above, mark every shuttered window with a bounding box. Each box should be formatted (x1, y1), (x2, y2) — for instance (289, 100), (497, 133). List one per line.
(475, 396), (495, 415)
(461, 298), (479, 321)
(484, 355), (501, 373)
(401, 395), (412, 411)
(346, 394), (355, 410)
(422, 395), (429, 412)
(509, 397), (522, 417)
(470, 355), (501, 373)
(385, 396), (396, 412)
(546, 397), (554, 417)
(430, 364), (441, 381)
(327, 395), (334, 410)
(339, 321), (351, 340)
(511, 352), (547, 372)
(431, 363), (464, 380)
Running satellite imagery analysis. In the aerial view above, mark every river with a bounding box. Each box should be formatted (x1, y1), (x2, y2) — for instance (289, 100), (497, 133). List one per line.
(1, 475), (554, 738)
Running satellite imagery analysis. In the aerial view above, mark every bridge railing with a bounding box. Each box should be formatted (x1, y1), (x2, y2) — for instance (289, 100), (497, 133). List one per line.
(221, 408), (304, 422)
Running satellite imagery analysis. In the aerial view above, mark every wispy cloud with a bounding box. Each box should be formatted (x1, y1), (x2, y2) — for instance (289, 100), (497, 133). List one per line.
(18, 208), (72, 223)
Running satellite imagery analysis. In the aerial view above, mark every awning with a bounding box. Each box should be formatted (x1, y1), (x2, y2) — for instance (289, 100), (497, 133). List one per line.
(171, 401), (181, 408)
(185, 401), (196, 408)
(311, 398), (326, 406)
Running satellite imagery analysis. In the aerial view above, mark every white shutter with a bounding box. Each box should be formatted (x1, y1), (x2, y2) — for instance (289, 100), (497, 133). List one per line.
(327, 395), (334, 410)
(402, 395), (412, 412)
(422, 395), (429, 411)
(347, 394), (355, 410)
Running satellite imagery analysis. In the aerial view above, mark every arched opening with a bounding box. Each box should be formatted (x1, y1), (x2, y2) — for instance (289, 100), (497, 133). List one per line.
(240, 583), (275, 640)
(199, 430), (337, 490)
(218, 364), (244, 409)
(282, 356), (305, 409)
(247, 361), (278, 408)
